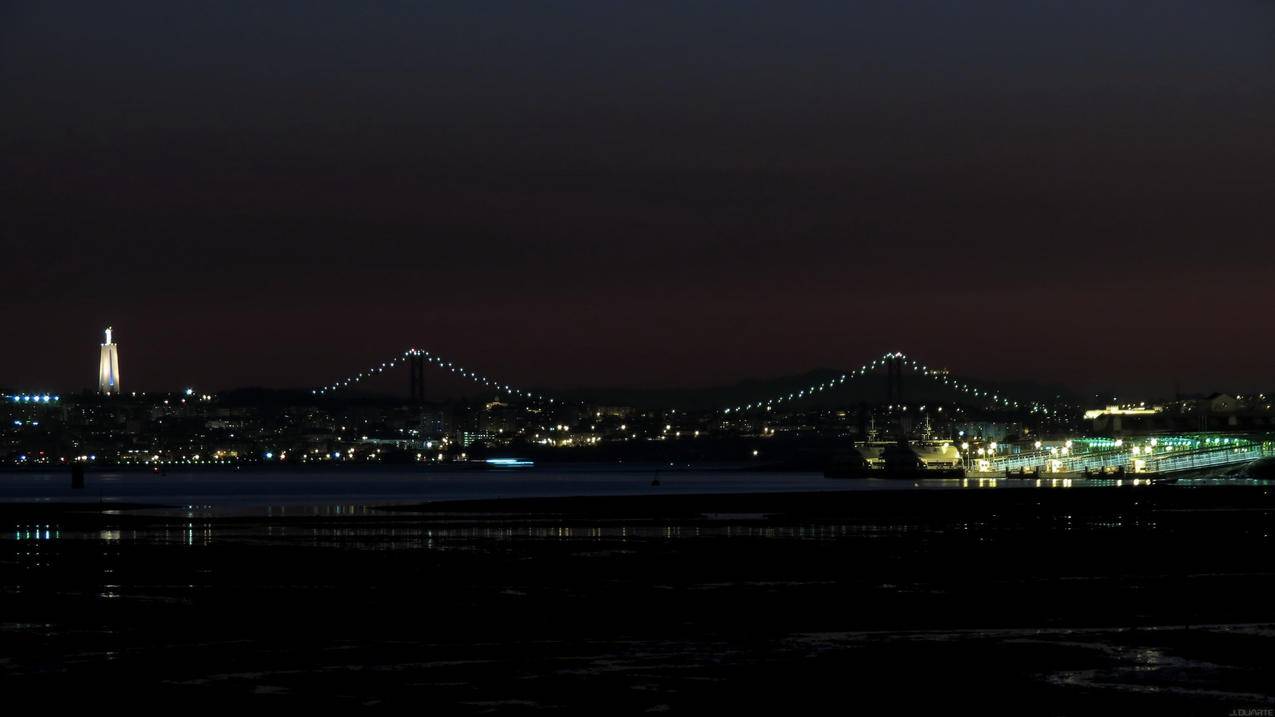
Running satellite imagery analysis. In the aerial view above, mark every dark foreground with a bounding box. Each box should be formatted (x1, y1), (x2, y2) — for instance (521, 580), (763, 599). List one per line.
(3, 485), (1275, 713)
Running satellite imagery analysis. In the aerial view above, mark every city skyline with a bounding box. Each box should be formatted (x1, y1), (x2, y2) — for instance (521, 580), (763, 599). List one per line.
(3, 324), (1269, 404)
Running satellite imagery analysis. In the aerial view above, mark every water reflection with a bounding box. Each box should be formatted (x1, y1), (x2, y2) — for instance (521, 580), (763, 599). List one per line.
(3, 469), (1267, 516)
(3, 513), (1194, 554)
(5, 519), (929, 551)
(14, 526), (58, 540)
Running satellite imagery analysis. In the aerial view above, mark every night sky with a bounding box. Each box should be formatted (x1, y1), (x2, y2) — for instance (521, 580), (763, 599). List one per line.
(3, 2), (1273, 395)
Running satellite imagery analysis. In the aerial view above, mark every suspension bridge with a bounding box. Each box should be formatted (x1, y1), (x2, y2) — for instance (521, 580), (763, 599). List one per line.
(311, 348), (1057, 416)
(310, 347), (1275, 477)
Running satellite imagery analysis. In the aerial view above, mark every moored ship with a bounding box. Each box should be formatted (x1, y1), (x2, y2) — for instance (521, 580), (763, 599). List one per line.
(825, 416), (965, 478)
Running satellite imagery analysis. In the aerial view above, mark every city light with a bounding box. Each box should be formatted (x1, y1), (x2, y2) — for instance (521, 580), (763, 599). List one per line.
(8, 394), (59, 403)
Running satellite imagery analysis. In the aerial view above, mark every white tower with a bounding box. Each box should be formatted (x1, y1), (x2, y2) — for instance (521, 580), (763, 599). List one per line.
(98, 326), (121, 395)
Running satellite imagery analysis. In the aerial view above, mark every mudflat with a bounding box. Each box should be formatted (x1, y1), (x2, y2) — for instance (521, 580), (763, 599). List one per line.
(3, 484), (1274, 713)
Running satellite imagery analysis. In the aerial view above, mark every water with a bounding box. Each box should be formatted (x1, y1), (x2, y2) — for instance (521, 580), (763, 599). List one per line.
(3, 465), (1249, 516)
(3, 467), (843, 516)
(3, 467), (1274, 710)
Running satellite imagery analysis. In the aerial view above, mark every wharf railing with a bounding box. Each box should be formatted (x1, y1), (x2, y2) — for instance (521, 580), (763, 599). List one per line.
(971, 437), (1273, 476)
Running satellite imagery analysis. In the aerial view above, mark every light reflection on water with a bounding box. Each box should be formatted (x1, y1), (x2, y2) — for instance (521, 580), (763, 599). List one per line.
(5, 468), (1263, 517)
(3, 469), (1268, 554)
(5, 513), (1184, 553)
(7, 519), (920, 550)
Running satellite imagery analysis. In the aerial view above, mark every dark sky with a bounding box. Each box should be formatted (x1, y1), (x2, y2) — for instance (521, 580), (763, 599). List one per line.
(3, 1), (1273, 396)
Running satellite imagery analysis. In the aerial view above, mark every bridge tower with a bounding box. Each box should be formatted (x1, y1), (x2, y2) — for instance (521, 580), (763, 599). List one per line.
(408, 351), (426, 404)
(885, 354), (903, 403)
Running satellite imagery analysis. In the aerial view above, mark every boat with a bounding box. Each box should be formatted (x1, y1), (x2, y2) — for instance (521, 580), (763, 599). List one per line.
(472, 458), (535, 470)
(825, 416), (965, 478)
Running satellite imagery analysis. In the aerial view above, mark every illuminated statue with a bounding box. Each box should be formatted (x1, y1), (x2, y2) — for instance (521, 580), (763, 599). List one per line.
(98, 326), (121, 395)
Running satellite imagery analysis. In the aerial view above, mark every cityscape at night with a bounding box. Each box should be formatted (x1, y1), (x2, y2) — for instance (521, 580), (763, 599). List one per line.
(5, 332), (1275, 478)
(3, 2), (1274, 713)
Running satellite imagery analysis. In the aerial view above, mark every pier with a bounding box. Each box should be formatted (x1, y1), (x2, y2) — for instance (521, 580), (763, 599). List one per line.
(966, 433), (1274, 478)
